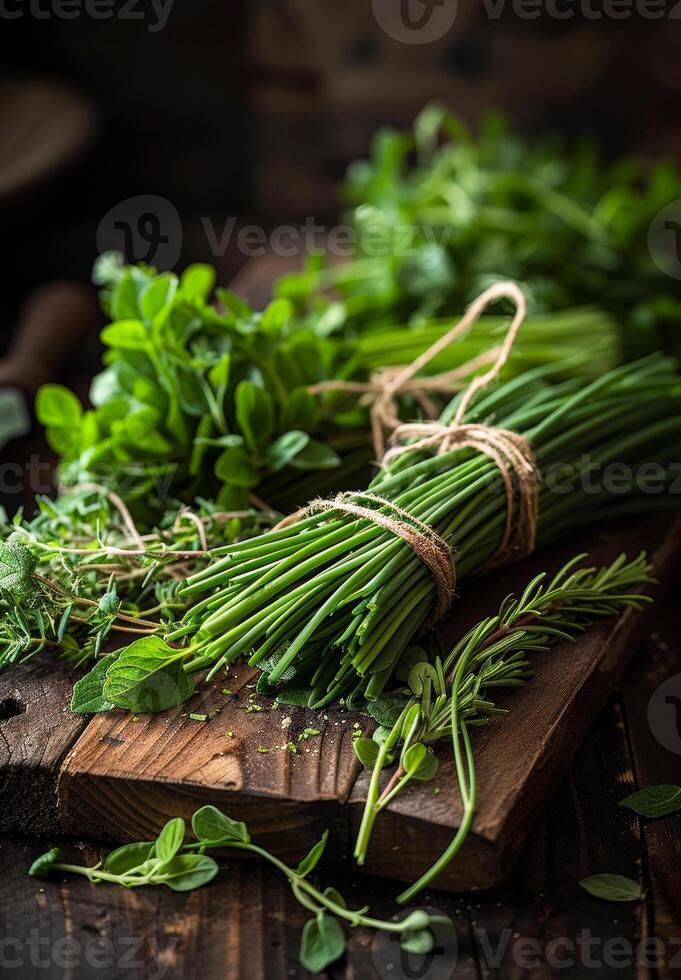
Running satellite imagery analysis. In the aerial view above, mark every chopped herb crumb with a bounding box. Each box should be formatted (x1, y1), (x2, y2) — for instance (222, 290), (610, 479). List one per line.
(189, 713), (207, 722)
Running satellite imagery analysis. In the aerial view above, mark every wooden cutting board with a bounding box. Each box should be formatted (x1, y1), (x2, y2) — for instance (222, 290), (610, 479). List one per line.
(2, 513), (679, 893)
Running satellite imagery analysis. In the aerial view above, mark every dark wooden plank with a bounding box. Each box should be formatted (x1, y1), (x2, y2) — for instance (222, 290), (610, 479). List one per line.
(461, 691), (647, 979)
(54, 514), (681, 894)
(0, 658), (89, 835)
(621, 605), (681, 980)
(59, 665), (361, 866)
(1, 836), (479, 980)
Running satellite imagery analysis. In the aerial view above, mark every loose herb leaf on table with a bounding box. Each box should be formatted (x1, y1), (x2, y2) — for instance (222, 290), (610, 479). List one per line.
(28, 805), (451, 974)
(619, 785), (681, 819)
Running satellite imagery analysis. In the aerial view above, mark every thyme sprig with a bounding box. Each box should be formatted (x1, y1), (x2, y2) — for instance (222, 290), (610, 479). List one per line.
(352, 552), (653, 898)
(0, 486), (260, 669)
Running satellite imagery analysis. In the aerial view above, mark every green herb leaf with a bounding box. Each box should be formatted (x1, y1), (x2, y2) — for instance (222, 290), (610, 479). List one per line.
(70, 653), (119, 714)
(298, 914), (345, 973)
(580, 874), (642, 902)
(400, 928), (435, 955)
(296, 830), (329, 878)
(235, 381), (274, 454)
(619, 785), (681, 819)
(35, 384), (83, 427)
(322, 886), (347, 909)
(28, 847), (61, 878)
(154, 818), (186, 862)
(180, 264), (215, 302)
(191, 805), (250, 845)
(100, 319), (150, 351)
(265, 431), (311, 472)
(102, 637), (194, 713)
(288, 438), (340, 470)
(103, 841), (155, 875)
(160, 854), (219, 891)
(0, 542), (36, 598)
(352, 737), (380, 767)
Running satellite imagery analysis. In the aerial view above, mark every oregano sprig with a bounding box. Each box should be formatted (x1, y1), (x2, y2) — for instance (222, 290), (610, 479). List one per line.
(29, 806), (451, 974)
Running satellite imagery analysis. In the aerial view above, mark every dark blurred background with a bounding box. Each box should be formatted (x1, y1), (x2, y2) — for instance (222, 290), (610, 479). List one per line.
(0, 1), (680, 371)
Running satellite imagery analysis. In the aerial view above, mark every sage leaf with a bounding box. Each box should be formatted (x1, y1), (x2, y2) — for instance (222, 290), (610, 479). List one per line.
(154, 818), (186, 862)
(104, 842), (155, 875)
(296, 830), (329, 878)
(102, 636), (194, 713)
(191, 805), (250, 845)
(619, 785), (681, 819)
(28, 848), (61, 878)
(0, 542), (36, 598)
(160, 854), (219, 892)
(70, 653), (119, 714)
(299, 914), (345, 973)
(580, 874), (642, 902)
(353, 737), (379, 767)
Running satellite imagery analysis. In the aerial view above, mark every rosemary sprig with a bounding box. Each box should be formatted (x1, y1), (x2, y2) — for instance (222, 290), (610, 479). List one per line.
(352, 552), (653, 898)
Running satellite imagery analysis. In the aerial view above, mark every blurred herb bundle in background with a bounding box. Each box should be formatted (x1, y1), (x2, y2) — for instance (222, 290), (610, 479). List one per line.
(278, 104), (681, 356)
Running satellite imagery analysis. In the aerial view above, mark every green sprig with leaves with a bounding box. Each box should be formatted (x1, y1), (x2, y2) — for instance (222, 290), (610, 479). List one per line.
(352, 552), (653, 900)
(29, 805), (450, 974)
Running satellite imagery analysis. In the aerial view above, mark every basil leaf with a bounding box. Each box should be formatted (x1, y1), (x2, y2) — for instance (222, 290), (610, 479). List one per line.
(352, 737), (379, 767)
(298, 914), (345, 973)
(296, 830), (329, 878)
(70, 653), (119, 714)
(102, 637), (194, 713)
(160, 854), (219, 892)
(28, 847), (61, 878)
(619, 785), (681, 819)
(104, 841), (155, 875)
(191, 805), (250, 845)
(580, 874), (642, 902)
(154, 818), (186, 862)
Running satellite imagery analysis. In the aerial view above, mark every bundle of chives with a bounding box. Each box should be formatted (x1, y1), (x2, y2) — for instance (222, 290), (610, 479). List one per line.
(172, 353), (681, 708)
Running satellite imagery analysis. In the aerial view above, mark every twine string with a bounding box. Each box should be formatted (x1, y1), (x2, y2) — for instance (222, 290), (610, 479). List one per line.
(285, 281), (539, 625)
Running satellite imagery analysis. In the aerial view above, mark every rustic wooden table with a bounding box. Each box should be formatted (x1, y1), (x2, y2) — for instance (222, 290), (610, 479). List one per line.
(2, 594), (680, 980)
